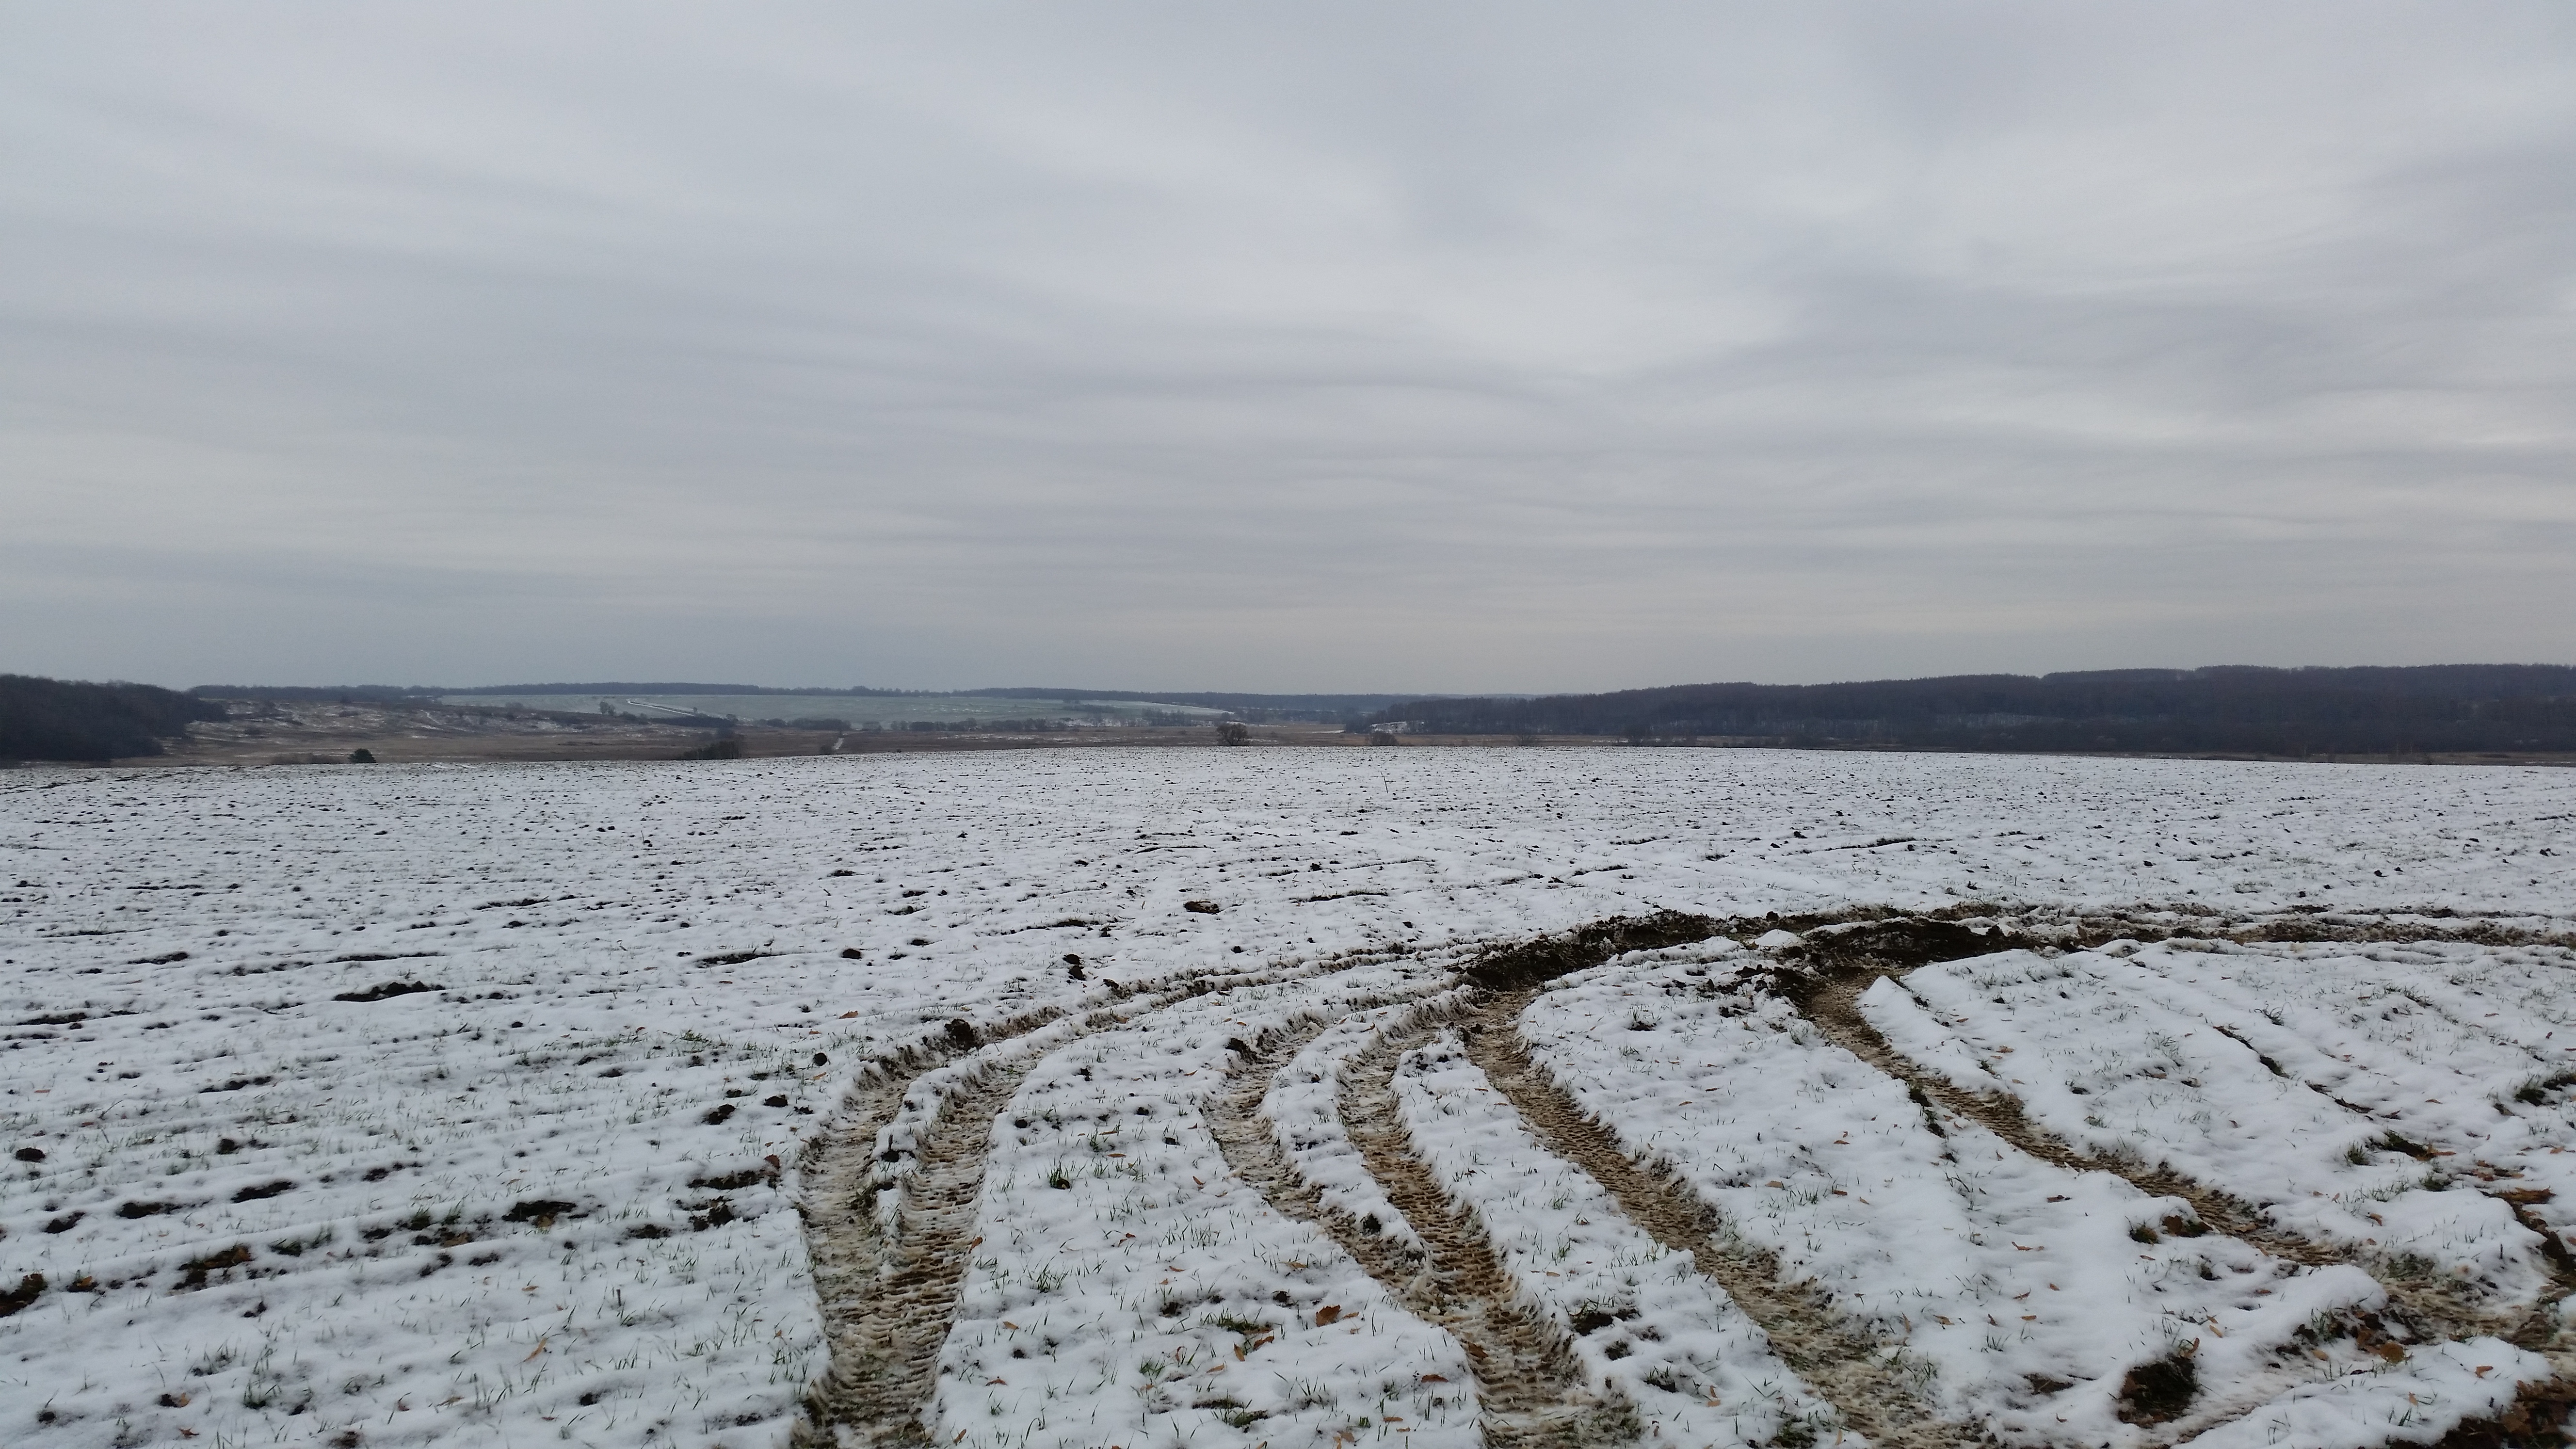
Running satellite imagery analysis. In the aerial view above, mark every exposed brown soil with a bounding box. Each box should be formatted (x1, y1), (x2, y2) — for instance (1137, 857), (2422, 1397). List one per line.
(1459, 986), (1986, 1449)
(794, 994), (1182, 1447)
(1338, 1021), (1635, 1448)
(790, 908), (2576, 1448)
(792, 949), (1414, 1446)
(1455, 908), (2576, 1445)
(1212, 1002), (1623, 1445)
(1765, 915), (2576, 1442)
(793, 1007), (1080, 1449)
(1781, 938), (2567, 1339)
(803, 1052), (1048, 1447)
(2428, 1378), (2576, 1448)
(2113, 1348), (2198, 1426)
(1206, 1010), (1437, 1297)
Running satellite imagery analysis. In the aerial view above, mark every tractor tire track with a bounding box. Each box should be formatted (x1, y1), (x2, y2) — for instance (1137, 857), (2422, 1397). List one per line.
(795, 1002), (1152, 1447)
(797, 972), (1336, 1444)
(1206, 1004), (1438, 1301)
(1456, 984), (1990, 1449)
(1461, 910), (2576, 1443)
(799, 913), (2576, 1449)
(1212, 997), (1632, 1448)
(795, 947), (1425, 1445)
(1341, 1018), (1637, 1447)
(1773, 949), (2576, 1445)
(1785, 958), (2570, 1348)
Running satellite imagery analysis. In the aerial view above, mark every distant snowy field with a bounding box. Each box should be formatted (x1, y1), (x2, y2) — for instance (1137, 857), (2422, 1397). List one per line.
(1, 750), (2571, 1449)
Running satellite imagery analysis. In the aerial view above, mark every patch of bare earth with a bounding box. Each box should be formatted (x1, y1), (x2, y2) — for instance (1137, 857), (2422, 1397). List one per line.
(793, 1010), (1072, 1449)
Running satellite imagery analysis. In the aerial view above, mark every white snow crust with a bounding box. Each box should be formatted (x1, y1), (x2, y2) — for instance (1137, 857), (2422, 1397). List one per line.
(0, 748), (2570, 1449)
(1390, 1028), (1842, 1447)
(933, 962), (1475, 1449)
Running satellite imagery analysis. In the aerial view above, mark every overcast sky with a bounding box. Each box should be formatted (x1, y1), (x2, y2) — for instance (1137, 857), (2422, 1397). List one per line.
(5, 3), (2571, 693)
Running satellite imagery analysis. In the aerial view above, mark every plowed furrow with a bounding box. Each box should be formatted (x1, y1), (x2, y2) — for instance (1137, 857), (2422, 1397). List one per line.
(1459, 985), (1990, 1449)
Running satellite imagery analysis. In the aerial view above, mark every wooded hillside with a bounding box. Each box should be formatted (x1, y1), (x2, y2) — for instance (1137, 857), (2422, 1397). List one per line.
(1371, 665), (2576, 755)
(2, 675), (227, 761)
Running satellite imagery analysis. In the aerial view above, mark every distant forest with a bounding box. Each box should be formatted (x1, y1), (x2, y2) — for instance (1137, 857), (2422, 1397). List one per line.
(185, 682), (1435, 725)
(2, 675), (226, 761)
(190, 683), (969, 700)
(186, 683), (1436, 724)
(966, 688), (1426, 723)
(1369, 665), (2576, 756)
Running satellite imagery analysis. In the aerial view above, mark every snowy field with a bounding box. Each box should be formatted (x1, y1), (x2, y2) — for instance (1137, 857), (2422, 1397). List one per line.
(1, 749), (2572, 1449)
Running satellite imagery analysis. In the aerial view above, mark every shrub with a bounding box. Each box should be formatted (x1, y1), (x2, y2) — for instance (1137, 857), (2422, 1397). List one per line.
(347, 748), (377, 764)
(1215, 722), (1251, 746)
(678, 738), (743, 760)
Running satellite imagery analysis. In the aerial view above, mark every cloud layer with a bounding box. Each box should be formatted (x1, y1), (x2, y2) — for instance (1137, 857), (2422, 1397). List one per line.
(5, 2), (2571, 690)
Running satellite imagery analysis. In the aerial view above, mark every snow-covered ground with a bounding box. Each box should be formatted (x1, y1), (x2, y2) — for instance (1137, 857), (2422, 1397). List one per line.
(0, 748), (2570, 1449)
(1521, 940), (2549, 1446)
(1390, 1026), (1842, 1447)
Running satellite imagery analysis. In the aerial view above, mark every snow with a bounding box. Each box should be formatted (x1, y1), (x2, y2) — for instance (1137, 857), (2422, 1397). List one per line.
(1516, 943), (2481, 1445)
(1260, 980), (1473, 1263)
(0, 748), (2570, 1449)
(1389, 1027), (1843, 1448)
(933, 963), (1476, 1449)
(1867, 944), (2565, 1299)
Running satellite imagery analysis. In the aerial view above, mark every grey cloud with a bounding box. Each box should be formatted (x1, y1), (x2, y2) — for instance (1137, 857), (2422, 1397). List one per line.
(2, 2), (2571, 691)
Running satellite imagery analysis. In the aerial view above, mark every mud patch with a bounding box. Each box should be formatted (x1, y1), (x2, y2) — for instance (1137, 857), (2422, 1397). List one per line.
(2427, 1376), (2576, 1448)
(2112, 1344), (2197, 1425)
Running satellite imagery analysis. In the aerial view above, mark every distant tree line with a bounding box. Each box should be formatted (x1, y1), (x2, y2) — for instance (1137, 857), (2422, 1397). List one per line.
(3, 675), (227, 761)
(192, 682), (1449, 725)
(448, 682), (934, 698)
(968, 688), (1426, 724)
(1368, 665), (2576, 756)
(190, 684), (434, 703)
(866, 719), (1075, 733)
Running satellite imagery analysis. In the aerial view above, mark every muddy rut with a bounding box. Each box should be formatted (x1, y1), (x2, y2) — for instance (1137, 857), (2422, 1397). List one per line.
(1458, 985), (1988, 1449)
(797, 910), (2576, 1448)
(796, 990), (1206, 1446)
(795, 952), (1414, 1446)
(793, 1007), (1113, 1448)
(1781, 951), (2576, 1359)
(1212, 1007), (1631, 1448)
(1467, 908), (2576, 1441)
